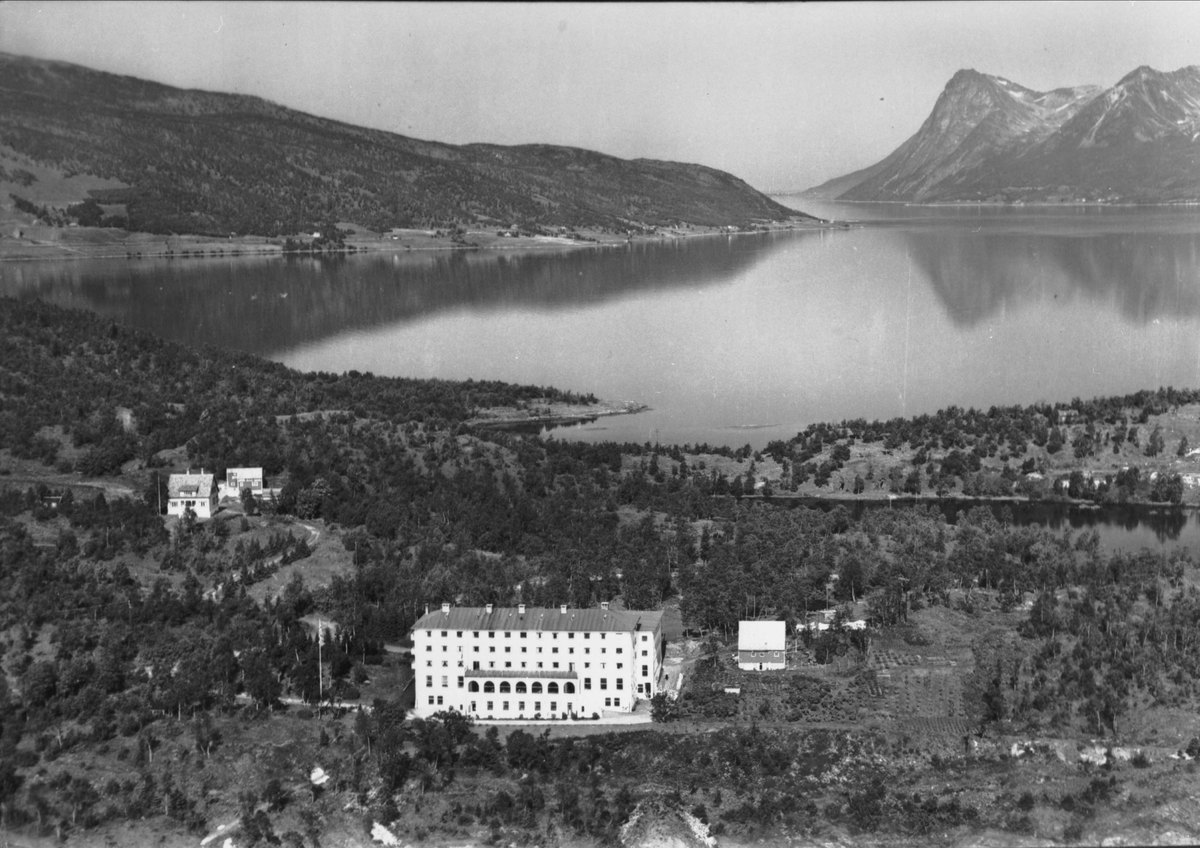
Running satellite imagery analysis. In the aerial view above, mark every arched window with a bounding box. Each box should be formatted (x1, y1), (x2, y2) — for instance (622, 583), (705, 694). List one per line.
(515, 681), (527, 694)
(499, 681), (511, 693)
(547, 682), (559, 694)
(468, 681), (479, 693)
(531, 682), (543, 694)
(564, 682), (576, 694)
(483, 681), (495, 693)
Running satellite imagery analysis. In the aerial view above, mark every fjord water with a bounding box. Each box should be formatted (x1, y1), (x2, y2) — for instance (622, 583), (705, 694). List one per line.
(6, 200), (1200, 547)
(7, 199), (1200, 451)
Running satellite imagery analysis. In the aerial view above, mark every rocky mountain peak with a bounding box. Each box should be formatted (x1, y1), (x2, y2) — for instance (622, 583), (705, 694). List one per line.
(805, 64), (1199, 204)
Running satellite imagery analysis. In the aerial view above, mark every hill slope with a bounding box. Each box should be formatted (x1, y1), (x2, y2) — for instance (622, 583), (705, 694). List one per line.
(0, 52), (808, 236)
(806, 65), (1200, 204)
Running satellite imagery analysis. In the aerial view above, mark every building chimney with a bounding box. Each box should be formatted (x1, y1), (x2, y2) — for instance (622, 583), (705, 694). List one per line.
(424, 604), (429, 615)
(560, 604), (567, 614)
(486, 603), (493, 615)
(518, 604), (526, 615)
(600, 601), (609, 611)
(442, 603), (450, 614)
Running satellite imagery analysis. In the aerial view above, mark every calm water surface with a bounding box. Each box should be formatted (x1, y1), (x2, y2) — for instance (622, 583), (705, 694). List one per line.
(7, 200), (1200, 548)
(4, 199), (1200, 453)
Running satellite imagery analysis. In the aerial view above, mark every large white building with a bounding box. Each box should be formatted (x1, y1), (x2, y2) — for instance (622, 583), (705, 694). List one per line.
(738, 620), (787, 670)
(410, 602), (664, 720)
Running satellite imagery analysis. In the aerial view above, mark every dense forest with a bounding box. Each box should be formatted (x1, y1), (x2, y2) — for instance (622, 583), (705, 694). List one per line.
(0, 52), (806, 236)
(3, 297), (1200, 845)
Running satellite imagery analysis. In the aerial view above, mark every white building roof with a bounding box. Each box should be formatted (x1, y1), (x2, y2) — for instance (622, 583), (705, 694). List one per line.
(226, 467), (263, 479)
(738, 620), (786, 651)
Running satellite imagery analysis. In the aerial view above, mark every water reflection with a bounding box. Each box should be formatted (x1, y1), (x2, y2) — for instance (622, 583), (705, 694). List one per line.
(0, 234), (798, 357)
(6, 205), (1200, 453)
(906, 228), (1200, 328)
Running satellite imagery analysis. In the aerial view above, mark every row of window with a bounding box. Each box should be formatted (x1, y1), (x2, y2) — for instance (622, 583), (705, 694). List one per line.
(425, 696), (631, 710)
(426, 644), (622, 655)
(423, 630), (654, 644)
(424, 676), (627, 693)
(744, 651), (782, 658)
(448, 700), (628, 714)
(469, 680), (576, 694)
(426, 630), (610, 640)
(425, 661), (652, 678)
(425, 660), (623, 672)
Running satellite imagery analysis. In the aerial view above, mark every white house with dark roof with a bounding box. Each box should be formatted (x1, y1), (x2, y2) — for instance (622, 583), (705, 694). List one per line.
(167, 472), (217, 519)
(738, 620), (787, 670)
(410, 602), (664, 720)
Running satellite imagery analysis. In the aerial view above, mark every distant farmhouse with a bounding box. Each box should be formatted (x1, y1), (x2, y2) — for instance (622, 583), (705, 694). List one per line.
(219, 467), (264, 500)
(410, 602), (664, 720)
(167, 471), (216, 519)
(738, 620), (787, 670)
(797, 608), (868, 633)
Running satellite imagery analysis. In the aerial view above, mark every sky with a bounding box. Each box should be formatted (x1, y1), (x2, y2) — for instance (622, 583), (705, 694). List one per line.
(2, 1), (1198, 192)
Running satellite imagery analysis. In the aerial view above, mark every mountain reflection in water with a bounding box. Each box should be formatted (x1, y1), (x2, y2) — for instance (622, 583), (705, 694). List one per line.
(905, 228), (1200, 328)
(5, 203), (1200, 450)
(0, 235), (794, 358)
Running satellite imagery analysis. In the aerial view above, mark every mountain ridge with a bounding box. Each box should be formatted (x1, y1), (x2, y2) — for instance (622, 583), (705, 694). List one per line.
(805, 64), (1200, 204)
(0, 52), (810, 236)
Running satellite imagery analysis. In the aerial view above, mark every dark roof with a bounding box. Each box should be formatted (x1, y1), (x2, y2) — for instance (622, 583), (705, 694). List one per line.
(167, 473), (214, 499)
(413, 606), (664, 635)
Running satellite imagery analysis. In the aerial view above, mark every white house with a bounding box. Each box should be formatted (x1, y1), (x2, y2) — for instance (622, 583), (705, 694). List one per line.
(738, 620), (787, 670)
(797, 607), (868, 634)
(220, 467), (265, 499)
(410, 602), (664, 720)
(167, 472), (216, 519)
(797, 618), (868, 633)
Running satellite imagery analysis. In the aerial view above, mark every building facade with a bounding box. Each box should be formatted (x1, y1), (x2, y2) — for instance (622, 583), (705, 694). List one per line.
(167, 472), (217, 519)
(410, 603), (664, 720)
(738, 620), (786, 670)
(220, 467), (265, 499)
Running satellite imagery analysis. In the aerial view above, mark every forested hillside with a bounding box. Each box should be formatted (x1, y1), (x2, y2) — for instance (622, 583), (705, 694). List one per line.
(0, 52), (807, 236)
(5, 298), (1200, 845)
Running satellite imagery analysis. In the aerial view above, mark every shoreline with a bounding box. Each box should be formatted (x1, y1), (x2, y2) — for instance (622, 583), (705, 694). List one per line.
(775, 195), (1200, 209)
(466, 400), (650, 431)
(0, 216), (836, 264)
(752, 491), (1197, 510)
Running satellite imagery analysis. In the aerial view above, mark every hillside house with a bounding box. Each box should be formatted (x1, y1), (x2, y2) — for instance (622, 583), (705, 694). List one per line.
(797, 607), (868, 633)
(410, 602), (664, 720)
(738, 620), (787, 670)
(167, 472), (216, 519)
(220, 467), (265, 499)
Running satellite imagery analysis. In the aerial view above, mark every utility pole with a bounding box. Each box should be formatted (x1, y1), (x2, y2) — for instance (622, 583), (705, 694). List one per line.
(317, 615), (323, 716)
